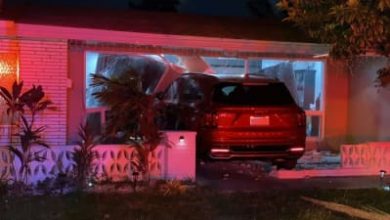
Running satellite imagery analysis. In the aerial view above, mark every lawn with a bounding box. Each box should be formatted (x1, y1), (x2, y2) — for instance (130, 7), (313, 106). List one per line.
(1, 188), (389, 220)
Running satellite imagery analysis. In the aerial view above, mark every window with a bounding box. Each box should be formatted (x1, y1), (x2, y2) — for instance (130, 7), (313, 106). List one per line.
(85, 52), (325, 139)
(202, 57), (245, 76)
(248, 59), (324, 139)
(85, 52), (169, 135)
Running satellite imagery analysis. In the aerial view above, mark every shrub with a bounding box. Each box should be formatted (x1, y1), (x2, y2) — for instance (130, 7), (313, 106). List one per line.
(0, 81), (54, 184)
(72, 122), (98, 189)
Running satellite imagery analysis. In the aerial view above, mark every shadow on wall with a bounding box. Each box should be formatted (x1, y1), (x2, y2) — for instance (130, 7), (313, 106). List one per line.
(348, 57), (390, 143)
(319, 135), (349, 153)
(304, 137), (350, 153)
(378, 88), (390, 140)
(315, 135), (388, 153)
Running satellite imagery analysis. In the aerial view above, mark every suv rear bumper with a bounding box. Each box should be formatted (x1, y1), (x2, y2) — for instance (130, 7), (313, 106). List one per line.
(208, 149), (304, 160)
(198, 128), (306, 160)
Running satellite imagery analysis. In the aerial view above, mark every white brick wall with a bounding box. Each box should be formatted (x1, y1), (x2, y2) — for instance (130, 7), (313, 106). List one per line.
(0, 39), (68, 146)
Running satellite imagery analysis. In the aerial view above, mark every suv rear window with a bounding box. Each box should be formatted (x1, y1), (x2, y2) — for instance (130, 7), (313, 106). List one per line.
(212, 82), (295, 106)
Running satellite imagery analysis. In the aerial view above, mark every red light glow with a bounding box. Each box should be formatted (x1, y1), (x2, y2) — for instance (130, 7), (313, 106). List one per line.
(211, 148), (230, 153)
(289, 147), (304, 152)
(0, 54), (17, 78)
(0, 53), (18, 124)
(0, 54), (17, 86)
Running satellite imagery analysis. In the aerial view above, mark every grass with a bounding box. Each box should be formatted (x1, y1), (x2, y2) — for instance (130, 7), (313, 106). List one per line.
(1, 188), (389, 220)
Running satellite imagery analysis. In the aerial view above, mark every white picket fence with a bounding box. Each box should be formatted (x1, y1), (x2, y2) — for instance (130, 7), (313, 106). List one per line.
(0, 131), (196, 184)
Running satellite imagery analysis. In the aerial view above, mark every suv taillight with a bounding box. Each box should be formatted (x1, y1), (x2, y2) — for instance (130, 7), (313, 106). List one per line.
(203, 112), (218, 128)
(297, 111), (306, 127)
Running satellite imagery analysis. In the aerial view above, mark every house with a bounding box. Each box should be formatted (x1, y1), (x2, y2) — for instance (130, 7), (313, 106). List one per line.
(0, 6), (388, 154)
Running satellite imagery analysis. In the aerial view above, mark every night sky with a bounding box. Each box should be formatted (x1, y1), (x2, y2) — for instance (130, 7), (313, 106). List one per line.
(4, 0), (282, 19)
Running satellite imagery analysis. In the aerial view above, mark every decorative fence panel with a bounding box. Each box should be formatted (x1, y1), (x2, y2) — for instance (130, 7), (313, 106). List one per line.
(341, 142), (390, 169)
(0, 131), (196, 184)
(91, 145), (164, 181)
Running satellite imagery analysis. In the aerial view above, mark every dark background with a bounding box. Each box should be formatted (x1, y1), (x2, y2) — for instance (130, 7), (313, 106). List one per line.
(3, 0), (284, 19)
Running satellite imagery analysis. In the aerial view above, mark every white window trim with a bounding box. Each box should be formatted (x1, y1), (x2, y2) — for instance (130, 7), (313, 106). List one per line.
(305, 58), (326, 141)
(305, 111), (324, 141)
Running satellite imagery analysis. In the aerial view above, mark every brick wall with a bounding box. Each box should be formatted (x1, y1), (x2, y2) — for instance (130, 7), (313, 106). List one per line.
(0, 38), (68, 146)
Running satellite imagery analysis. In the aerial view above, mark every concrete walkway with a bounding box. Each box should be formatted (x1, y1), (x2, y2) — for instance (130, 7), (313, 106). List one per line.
(196, 161), (389, 192)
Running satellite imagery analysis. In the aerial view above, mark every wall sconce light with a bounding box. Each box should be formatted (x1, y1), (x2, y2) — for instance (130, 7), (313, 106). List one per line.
(0, 54), (18, 87)
(0, 54), (17, 77)
(178, 135), (186, 146)
(379, 170), (387, 187)
(380, 170), (386, 179)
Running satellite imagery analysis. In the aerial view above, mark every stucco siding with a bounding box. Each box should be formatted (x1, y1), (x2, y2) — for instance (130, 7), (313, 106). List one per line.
(348, 57), (390, 143)
(323, 59), (349, 151)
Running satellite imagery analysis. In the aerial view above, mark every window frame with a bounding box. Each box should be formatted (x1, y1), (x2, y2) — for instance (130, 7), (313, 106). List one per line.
(245, 57), (326, 141)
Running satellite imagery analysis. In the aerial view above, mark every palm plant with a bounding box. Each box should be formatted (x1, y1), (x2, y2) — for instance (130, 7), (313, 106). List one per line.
(0, 82), (53, 184)
(91, 69), (166, 184)
(72, 122), (98, 189)
(9, 116), (49, 183)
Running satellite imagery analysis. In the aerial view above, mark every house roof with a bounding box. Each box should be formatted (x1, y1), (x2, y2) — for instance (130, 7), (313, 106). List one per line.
(1, 6), (315, 43)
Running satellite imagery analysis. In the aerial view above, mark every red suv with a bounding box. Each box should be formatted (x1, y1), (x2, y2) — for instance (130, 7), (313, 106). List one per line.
(159, 73), (306, 169)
